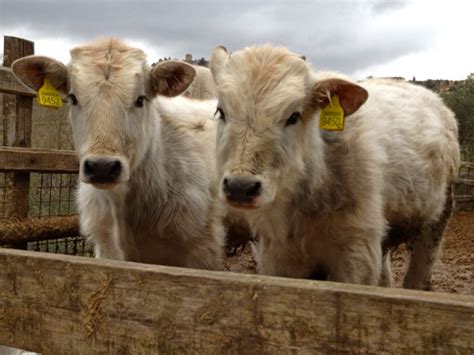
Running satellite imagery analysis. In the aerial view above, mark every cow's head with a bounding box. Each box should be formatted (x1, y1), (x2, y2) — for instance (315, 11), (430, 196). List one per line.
(12, 38), (195, 189)
(210, 45), (367, 210)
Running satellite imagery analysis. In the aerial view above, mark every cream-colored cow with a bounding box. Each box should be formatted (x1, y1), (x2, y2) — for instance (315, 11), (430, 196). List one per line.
(183, 65), (217, 100)
(13, 38), (223, 269)
(210, 45), (460, 288)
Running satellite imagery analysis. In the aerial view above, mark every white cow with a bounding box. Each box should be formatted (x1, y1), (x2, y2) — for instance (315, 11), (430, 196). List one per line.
(183, 65), (217, 100)
(13, 38), (224, 269)
(210, 45), (460, 288)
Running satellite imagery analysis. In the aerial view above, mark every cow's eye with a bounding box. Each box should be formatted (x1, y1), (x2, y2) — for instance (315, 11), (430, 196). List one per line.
(67, 93), (78, 106)
(215, 107), (226, 122)
(135, 95), (148, 108)
(285, 112), (301, 127)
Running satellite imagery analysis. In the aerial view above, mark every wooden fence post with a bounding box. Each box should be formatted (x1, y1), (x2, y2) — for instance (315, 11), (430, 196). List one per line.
(2, 36), (34, 249)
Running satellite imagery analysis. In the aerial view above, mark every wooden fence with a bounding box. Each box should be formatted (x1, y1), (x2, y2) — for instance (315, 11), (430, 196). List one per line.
(0, 36), (79, 246)
(1, 248), (473, 353)
(456, 161), (474, 210)
(0, 36), (473, 353)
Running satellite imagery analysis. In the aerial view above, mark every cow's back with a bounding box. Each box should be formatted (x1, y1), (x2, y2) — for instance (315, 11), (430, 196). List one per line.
(348, 79), (460, 222)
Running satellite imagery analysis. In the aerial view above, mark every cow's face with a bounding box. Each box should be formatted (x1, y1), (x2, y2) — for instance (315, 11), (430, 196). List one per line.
(12, 38), (195, 190)
(210, 45), (367, 210)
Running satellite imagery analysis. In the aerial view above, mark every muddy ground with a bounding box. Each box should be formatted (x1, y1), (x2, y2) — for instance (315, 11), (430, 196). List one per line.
(224, 211), (473, 294)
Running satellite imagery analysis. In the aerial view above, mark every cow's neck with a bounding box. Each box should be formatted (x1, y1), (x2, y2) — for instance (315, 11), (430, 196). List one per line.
(300, 130), (354, 214)
(250, 128), (351, 241)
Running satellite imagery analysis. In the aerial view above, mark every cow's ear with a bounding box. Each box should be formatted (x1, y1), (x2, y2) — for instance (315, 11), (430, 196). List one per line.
(311, 78), (368, 116)
(12, 55), (68, 93)
(210, 45), (229, 84)
(148, 60), (196, 97)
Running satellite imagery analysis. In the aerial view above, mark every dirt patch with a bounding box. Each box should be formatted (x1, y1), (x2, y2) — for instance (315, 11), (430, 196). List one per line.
(224, 211), (473, 294)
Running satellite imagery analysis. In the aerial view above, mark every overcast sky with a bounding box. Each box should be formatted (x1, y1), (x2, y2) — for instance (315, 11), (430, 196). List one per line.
(0, 0), (472, 80)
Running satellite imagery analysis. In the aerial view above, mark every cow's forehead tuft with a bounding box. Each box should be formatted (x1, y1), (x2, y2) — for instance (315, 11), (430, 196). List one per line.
(69, 38), (146, 84)
(217, 45), (309, 119)
(67, 38), (148, 104)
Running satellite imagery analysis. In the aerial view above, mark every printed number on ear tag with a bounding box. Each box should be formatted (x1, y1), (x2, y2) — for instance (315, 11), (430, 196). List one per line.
(37, 79), (63, 109)
(319, 95), (344, 131)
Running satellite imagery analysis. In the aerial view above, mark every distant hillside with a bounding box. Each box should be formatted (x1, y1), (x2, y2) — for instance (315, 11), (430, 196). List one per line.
(413, 79), (464, 94)
(152, 54), (209, 67)
(365, 74), (474, 94)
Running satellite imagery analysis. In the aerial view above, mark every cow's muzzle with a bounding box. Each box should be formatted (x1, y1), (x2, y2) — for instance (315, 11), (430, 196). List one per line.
(80, 155), (129, 189)
(222, 176), (262, 209)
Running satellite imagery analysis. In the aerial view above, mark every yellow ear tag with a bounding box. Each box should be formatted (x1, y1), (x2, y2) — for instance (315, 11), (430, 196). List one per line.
(37, 79), (63, 109)
(319, 95), (344, 131)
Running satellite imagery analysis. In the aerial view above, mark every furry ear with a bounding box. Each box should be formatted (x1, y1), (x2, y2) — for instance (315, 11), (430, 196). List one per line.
(210, 46), (229, 83)
(148, 60), (196, 97)
(12, 55), (68, 93)
(312, 78), (368, 116)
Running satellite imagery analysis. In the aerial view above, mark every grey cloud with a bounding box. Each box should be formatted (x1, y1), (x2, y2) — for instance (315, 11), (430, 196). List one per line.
(1, 0), (440, 76)
(370, 0), (408, 13)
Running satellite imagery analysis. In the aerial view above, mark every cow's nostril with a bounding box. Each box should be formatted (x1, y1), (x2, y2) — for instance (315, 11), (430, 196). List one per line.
(84, 159), (94, 176)
(109, 160), (122, 177)
(223, 178), (230, 196)
(246, 181), (261, 197)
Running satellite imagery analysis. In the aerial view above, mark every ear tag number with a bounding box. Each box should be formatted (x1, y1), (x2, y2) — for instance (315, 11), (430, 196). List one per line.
(319, 95), (344, 131)
(37, 79), (63, 109)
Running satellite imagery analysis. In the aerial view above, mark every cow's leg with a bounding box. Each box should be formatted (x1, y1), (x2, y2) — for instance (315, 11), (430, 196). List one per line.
(403, 187), (454, 290)
(184, 223), (225, 271)
(81, 208), (126, 260)
(403, 227), (442, 290)
(329, 238), (382, 286)
(253, 237), (309, 278)
(379, 252), (393, 287)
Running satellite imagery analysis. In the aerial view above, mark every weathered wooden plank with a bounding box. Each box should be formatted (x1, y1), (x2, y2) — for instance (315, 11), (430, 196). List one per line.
(455, 195), (474, 202)
(0, 66), (36, 97)
(0, 249), (473, 354)
(0, 215), (79, 244)
(0, 147), (78, 173)
(2, 37), (35, 251)
(460, 161), (474, 169)
(456, 178), (474, 186)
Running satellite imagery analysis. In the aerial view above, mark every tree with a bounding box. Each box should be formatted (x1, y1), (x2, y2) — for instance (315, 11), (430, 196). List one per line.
(443, 77), (474, 160)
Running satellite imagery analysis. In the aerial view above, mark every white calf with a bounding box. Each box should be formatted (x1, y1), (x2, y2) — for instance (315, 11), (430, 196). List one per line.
(13, 38), (224, 269)
(210, 45), (460, 288)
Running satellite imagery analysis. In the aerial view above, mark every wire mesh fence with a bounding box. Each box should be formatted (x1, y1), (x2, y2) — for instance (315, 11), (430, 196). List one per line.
(0, 170), (94, 256)
(27, 236), (93, 257)
(1, 92), (94, 257)
(29, 173), (77, 218)
(0, 173), (7, 219)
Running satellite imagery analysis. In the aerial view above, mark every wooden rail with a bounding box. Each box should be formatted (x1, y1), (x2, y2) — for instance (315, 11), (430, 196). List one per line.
(2, 36), (35, 251)
(0, 248), (473, 354)
(0, 147), (78, 173)
(461, 161), (474, 169)
(0, 215), (79, 244)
